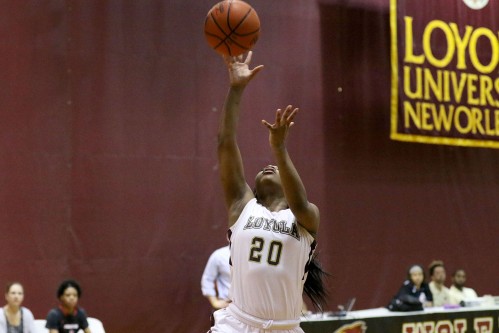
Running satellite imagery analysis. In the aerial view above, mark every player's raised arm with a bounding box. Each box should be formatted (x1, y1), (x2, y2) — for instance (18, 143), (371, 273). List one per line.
(218, 52), (264, 226)
(261, 105), (320, 235)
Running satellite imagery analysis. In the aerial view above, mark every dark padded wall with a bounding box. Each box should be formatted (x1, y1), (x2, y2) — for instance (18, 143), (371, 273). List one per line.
(0, 1), (497, 332)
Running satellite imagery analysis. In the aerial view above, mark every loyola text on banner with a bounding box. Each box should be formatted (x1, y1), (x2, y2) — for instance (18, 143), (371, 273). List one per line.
(390, 0), (499, 148)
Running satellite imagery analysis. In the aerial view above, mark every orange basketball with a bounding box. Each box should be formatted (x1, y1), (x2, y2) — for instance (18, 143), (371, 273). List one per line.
(204, 0), (260, 57)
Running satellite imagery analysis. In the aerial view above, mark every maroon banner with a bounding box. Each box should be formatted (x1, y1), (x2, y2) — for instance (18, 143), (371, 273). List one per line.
(390, 0), (499, 148)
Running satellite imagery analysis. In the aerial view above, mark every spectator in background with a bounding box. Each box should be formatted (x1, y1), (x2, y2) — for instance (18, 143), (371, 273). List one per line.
(0, 282), (36, 333)
(201, 245), (231, 310)
(428, 260), (450, 306)
(46, 279), (91, 333)
(449, 269), (478, 306)
(387, 264), (433, 311)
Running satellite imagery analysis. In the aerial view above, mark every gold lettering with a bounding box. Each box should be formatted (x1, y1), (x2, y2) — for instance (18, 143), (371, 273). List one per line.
(404, 66), (423, 99)
(455, 106), (473, 134)
(404, 101), (421, 129)
(422, 103), (434, 130)
(483, 109), (495, 135)
(495, 78), (499, 107)
(480, 75), (495, 106)
(451, 71), (467, 104)
(471, 107), (484, 134)
(423, 20), (455, 68)
(467, 74), (479, 105)
(432, 104), (454, 132)
(423, 68), (443, 101)
(443, 70), (451, 102)
(468, 28), (499, 74)
(449, 23), (473, 70)
(404, 16), (425, 64)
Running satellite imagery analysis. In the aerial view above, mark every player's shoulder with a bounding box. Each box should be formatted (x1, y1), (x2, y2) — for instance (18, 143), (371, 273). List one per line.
(229, 198), (258, 229)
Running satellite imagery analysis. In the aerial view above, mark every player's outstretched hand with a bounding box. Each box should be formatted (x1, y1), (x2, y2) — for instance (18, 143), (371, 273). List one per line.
(224, 51), (264, 87)
(262, 105), (299, 149)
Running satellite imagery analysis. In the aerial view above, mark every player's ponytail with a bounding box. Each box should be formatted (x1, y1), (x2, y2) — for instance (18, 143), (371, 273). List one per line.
(304, 253), (329, 311)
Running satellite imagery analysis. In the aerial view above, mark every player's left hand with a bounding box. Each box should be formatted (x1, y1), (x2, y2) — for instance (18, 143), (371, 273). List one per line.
(262, 105), (299, 149)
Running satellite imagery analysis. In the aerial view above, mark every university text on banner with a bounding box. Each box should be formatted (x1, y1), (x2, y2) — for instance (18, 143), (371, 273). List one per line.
(390, 0), (499, 148)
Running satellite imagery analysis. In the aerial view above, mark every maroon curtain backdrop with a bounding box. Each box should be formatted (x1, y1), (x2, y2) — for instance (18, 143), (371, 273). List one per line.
(0, 1), (497, 332)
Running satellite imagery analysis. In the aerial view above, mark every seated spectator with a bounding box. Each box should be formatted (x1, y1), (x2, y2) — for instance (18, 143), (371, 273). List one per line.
(46, 279), (91, 333)
(428, 260), (450, 306)
(448, 269), (478, 306)
(0, 282), (36, 333)
(387, 264), (433, 311)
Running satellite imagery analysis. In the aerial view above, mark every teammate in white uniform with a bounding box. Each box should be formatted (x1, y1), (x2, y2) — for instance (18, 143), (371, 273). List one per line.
(209, 52), (327, 333)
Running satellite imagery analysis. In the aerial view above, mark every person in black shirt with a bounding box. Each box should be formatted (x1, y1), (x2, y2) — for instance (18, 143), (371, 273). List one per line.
(45, 280), (91, 333)
(388, 264), (433, 311)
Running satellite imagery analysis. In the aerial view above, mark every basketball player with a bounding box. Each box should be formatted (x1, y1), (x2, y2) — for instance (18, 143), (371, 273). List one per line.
(209, 51), (327, 333)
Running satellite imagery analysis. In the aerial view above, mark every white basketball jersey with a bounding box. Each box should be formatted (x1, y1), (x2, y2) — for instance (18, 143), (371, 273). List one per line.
(228, 198), (315, 321)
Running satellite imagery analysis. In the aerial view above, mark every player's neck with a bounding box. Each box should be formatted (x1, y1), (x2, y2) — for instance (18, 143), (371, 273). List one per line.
(259, 196), (288, 212)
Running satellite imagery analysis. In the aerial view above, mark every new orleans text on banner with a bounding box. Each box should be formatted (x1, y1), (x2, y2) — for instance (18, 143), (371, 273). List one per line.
(390, 0), (499, 148)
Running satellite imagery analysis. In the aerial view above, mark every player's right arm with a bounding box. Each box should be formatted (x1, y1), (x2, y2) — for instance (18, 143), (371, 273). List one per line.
(218, 52), (263, 226)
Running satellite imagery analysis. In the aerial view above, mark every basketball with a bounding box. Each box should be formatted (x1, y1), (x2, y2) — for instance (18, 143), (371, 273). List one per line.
(204, 0), (260, 57)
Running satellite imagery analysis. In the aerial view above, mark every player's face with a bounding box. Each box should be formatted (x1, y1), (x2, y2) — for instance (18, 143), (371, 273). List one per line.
(5, 284), (24, 307)
(254, 165), (282, 197)
(255, 165), (280, 182)
(60, 287), (79, 309)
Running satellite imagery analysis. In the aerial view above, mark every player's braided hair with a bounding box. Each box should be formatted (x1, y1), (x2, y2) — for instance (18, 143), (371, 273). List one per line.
(303, 253), (330, 312)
